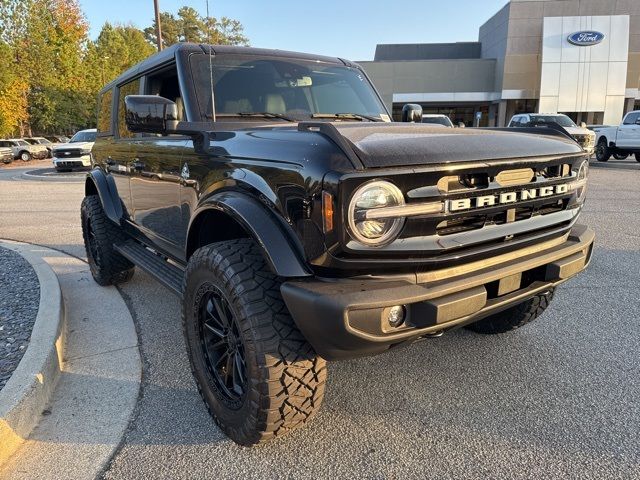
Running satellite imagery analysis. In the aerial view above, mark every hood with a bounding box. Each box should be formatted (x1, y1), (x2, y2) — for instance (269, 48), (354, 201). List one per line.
(330, 123), (583, 168)
(53, 142), (94, 152)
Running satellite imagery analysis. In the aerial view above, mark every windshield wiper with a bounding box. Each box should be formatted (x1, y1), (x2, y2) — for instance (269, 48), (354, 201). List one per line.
(311, 113), (382, 122)
(229, 112), (296, 122)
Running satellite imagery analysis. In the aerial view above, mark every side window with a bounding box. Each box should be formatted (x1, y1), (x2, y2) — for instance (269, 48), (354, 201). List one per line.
(97, 89), (114, 134)
(509, 117), (518, 127)
(623, 112), (639, 125)
(117, 78), (141, 138)
(146, 66), (185, 121)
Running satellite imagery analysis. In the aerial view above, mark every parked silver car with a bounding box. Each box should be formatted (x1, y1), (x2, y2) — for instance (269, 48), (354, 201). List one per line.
(24, 137), (58, 158)
(0, 146), (12, 164)
(0, 139), (49, 161)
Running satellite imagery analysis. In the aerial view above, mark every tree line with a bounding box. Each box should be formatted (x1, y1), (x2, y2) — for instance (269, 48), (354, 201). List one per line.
(0, 0), (249, 137)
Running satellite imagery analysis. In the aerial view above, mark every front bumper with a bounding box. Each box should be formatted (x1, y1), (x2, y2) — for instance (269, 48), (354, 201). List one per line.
(53, 154), (91, 168)
(1, 153), (12, 163)
(281, 225), (594, 360)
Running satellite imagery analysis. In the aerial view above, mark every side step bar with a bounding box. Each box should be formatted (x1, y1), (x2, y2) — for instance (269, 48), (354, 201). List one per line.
(114, 240), (184, 297)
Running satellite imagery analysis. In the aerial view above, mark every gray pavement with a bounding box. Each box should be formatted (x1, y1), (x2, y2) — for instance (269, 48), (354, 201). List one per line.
(0, 160), (639, 479)
(0, 247), (140, 480)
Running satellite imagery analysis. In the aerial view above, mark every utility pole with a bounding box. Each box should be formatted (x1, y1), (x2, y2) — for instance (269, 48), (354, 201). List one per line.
(154, 0), (163, 51)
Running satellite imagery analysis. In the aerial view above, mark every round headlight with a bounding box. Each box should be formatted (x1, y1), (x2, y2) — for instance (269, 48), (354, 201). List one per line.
(575, 159), (589, 202)
(348, 180), (405, 246)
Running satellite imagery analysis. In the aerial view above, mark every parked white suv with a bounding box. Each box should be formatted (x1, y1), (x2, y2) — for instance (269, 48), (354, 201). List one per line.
(51, 129), (96, 171)
(591, 111), (640, 163)
(421, 114), (454, 127)
(508, 113), (595, 155)
(0, 139), (49, 161)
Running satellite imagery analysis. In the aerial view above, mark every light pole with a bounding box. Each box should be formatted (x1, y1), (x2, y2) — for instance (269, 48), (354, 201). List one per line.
(154, 0), (163, 51)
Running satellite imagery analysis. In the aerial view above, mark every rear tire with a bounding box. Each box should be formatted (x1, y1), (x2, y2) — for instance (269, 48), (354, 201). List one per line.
(465, 289), (555, 334)
(81, 195), (134, 286)
(182, 238), (326, 446)
(595, 139), (610, 162)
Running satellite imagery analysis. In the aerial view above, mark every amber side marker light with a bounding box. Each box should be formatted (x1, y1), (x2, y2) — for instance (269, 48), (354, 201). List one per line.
(322, 191), (334, 233)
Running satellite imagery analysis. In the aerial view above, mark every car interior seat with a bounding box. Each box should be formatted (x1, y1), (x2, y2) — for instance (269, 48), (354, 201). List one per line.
(264, 94), (286, 114)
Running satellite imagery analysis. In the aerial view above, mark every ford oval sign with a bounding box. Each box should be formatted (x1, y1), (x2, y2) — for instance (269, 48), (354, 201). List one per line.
(567, 31), (605, 46)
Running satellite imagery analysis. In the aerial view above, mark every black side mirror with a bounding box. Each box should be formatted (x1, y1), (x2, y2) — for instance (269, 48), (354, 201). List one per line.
(125, 95), (179, 134)
(402, 104), (423, 123)
(635, 118), (640, 125)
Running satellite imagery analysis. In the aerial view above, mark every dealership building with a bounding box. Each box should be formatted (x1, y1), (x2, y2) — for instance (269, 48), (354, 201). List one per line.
(359, 0), (640, 127)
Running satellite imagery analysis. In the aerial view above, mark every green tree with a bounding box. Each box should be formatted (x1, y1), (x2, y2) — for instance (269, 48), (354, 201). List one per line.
(85, 23), (155, 92)
(20, 0), (90, 134)
(144, 6), (248, 48)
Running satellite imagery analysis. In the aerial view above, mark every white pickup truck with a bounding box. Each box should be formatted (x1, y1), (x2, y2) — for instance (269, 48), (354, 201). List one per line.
(592, 111), (640, 162)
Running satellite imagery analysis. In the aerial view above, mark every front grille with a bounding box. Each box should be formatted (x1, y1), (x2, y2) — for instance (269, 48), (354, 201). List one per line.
(573, 134), (594, 148)
(435, 198), (568, 236)
(56, 160), (83, 167)
(54, 149), (82, 158)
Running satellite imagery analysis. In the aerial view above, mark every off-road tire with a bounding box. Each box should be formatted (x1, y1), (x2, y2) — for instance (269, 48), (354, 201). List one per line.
(465, 289), (555, 334)
(613, 153), (629, 160)
(19, 151), (31, 161)
(81, 195), (134, 286)
(182, 238), (327, 446)
(595, 139), (610, 162)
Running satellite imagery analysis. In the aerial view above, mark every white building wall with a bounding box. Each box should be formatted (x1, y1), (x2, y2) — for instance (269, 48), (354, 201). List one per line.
(540, 15), (629, 125)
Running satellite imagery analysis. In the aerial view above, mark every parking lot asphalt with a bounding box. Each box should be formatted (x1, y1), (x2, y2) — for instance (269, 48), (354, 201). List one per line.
(0, 160), (639, 479)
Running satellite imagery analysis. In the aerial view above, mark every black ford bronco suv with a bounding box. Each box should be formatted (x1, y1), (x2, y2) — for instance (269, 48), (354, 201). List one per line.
(83, 43), (594, 445)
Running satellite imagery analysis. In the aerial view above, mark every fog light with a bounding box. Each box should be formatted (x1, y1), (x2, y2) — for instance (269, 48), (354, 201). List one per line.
(387, 305), (406, 328)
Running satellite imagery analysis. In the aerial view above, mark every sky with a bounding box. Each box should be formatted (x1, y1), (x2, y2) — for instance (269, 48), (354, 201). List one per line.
(79, 0), (509, 61)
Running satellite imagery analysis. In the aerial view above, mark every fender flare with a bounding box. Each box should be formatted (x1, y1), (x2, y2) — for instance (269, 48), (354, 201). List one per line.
(85, 168), (123, 224)
(188, 192), (312, 278)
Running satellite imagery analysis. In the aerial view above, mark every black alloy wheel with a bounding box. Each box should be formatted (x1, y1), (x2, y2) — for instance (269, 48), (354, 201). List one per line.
(198, 285), (247, 407)
(85, 219), (101, 268)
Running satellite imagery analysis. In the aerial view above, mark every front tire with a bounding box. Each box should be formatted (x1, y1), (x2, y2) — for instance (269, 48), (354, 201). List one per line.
(466, 289), (555, 334)
(182, 238), (326, 446)
(81, 195), (134, 286)
(19, 151), (31, 161)
(595, 139), (610, 162)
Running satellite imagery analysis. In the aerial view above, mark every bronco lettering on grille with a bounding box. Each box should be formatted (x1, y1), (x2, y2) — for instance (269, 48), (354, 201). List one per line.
(448, 184), (569, 212)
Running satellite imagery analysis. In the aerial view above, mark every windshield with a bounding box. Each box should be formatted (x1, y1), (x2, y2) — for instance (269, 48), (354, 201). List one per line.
(529, 115), (576, 128)
(422, 116), (452, 127)
(190, 54), (388, 121)
(15, 140), (29, 146)
(70, 131), (96, 143)
(24, 139), (38, 145)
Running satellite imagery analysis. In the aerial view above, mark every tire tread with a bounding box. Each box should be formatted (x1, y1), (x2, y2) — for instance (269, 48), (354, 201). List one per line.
(182, 239), (326, 445)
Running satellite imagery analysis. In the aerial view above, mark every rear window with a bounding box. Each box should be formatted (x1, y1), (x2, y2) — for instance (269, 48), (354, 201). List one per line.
(97, 89), (114, 134)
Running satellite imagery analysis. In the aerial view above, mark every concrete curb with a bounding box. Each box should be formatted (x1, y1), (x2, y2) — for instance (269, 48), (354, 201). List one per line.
(0, 240), (66, 466)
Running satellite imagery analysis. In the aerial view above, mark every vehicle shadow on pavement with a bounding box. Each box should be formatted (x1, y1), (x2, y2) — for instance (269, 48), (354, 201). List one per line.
(102, 246), (640, 479)
(589, 159), (640, 171)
